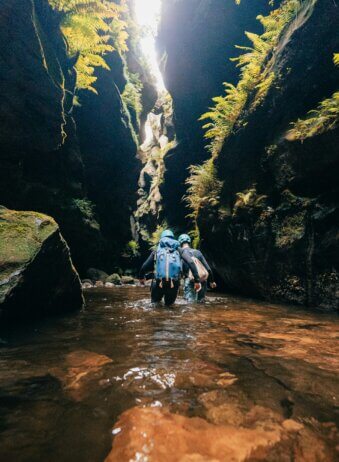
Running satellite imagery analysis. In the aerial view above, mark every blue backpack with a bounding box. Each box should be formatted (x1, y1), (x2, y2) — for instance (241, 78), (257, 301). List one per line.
(155, 237), (181, 281)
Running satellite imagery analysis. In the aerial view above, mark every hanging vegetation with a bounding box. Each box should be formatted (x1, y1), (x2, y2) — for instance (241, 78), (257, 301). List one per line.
(287, 54), (339, 141)
(184, 159), (223, 246)
(49, 0), (128, 94)
(199, 0), (304, 158)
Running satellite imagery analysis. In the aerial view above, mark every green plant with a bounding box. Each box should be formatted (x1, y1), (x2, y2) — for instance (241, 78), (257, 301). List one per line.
(287, 92), (339, 141)
(148, 221), (169, 250)
(287, 55), (339, 141)
(122, 240), (140, 258)
(184, 159), (223, 242)
(122, 72), (143, 124)
(49, 0), (128, 93)
(200, 0), (303, 157)
(233, 187), (267, 216)
(72, 198), (95, 220)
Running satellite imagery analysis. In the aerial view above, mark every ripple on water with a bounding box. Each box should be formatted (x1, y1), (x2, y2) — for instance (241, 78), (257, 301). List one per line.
(0, 287), (338, 462)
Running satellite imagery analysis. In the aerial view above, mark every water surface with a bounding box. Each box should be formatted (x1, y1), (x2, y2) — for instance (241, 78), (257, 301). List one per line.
(0, 288), (338, 461)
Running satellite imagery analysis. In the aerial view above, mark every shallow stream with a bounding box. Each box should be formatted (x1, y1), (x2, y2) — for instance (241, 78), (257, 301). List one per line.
(0, 288), (338, 461)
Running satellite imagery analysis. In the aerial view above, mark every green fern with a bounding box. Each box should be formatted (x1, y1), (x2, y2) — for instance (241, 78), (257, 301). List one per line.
(287, 92), (339, 142)
(199, 0), (303, 157)
(184, 159), (223, 241)
(49, 0), (128, 93)
(287, 54), (339, 141)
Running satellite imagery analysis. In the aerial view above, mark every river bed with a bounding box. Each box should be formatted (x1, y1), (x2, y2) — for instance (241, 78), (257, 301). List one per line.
(0, 287), (338, 461)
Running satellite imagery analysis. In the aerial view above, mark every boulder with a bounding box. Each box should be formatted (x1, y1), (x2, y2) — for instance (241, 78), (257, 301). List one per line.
(0, 207), (83, 323)
(86, 268), (108, 283)
(121, 275), (136, 285)
(106, 273), (122, 285)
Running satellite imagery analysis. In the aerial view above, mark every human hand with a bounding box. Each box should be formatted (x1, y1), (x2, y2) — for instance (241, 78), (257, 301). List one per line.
(210, 282), (217, 289)
(194, 282), (202, 293)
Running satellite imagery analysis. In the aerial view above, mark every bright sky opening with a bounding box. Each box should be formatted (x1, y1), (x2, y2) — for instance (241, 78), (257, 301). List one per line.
(134, 0), (166, 93)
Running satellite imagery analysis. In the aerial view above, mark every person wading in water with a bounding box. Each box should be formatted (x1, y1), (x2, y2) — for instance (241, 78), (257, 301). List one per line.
(178, 234), (217, 302)
(139, 230), (201, 306)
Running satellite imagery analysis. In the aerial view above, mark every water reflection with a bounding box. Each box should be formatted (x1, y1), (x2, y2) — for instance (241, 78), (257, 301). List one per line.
(0, 287), (338, 461)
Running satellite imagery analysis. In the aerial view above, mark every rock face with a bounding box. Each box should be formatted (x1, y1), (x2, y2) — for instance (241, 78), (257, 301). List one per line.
(197, 0), (339, 309)
(160, 0), (338, 309)
(0, 207), (83, 322)
(74, 52), (139, 269)
(0, 0), (138, 274)
(158, 0), (271, 228)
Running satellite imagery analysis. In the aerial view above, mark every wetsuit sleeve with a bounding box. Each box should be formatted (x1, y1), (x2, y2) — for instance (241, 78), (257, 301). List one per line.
(180, 248), (200, 283)
(197, 251), (215, 283)
(139, 251), (155, 278)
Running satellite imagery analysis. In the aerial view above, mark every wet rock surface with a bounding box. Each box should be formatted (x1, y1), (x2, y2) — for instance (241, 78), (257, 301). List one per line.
(196, 0), (339, 308)
(50, 350), (113, 401)
(0, 207), (83, 322)
(0, 287), (337, 461)
(106, 406), (333, 462)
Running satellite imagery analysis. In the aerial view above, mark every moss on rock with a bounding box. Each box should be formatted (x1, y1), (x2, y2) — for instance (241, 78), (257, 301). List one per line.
(0, 207), (83, 323)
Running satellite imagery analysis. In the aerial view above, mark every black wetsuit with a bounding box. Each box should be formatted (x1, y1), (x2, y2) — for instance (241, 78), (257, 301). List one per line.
(140, 246), (200, 306)
(182, 248), (214, 302)
(181, 248), (214, 283)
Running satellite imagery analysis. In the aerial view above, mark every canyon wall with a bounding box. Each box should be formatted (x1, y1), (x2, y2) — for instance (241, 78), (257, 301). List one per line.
(158, 0), (271, 229)
(0, 0), (138, 274)
(160, 0), (338, 308)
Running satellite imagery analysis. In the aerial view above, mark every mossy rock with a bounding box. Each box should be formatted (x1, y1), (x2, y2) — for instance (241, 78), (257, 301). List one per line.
(121, 275), (136, 285)
(106, 273), (122, 285)
(0, 206), (83, 323)
(86, 268), (109, 283)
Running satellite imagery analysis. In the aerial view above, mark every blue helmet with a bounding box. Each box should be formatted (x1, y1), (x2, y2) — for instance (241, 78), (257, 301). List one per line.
(178, 234), (191, 245)
(161, 229), (174, 239)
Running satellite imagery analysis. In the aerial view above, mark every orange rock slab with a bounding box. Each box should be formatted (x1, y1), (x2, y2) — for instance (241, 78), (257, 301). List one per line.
(104, 407), (283, 462)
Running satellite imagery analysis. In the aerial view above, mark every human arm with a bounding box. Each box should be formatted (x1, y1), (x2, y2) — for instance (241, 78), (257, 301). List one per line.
(139, 251), (155, 281)
(197, 251), (216, 287)
(180, 248), (200, 283)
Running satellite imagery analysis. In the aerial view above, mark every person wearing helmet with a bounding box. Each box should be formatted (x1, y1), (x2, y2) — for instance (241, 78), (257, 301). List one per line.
(178, 234), (217, 302)
(139, 229), (201, 306)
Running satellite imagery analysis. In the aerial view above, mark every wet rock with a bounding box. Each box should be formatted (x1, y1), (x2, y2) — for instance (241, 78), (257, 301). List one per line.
(86, 268), (108, 283)
(82, 282), (93, 289)
(0, 207), (83, 323)
(120, 361), (237, 394)
(105, 282), (114, 288)
(50, 350), (112, 401)
(106, 406), (335, 462)
(195, 1), (339, 310)
(121, 276), (136, 285)
(105, 407), (282, 462)
(95, 281), (105, 288)
(106, 273), (122, 285)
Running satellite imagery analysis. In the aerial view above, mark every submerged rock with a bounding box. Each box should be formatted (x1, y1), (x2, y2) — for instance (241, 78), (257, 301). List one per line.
(105, 406), (331, 462)
(50, 350), (112, 401)
(0, 207), (83, 323)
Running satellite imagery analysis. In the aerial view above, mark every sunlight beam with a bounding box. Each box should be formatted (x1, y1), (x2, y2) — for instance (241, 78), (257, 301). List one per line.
(134, 0), (166, 93)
